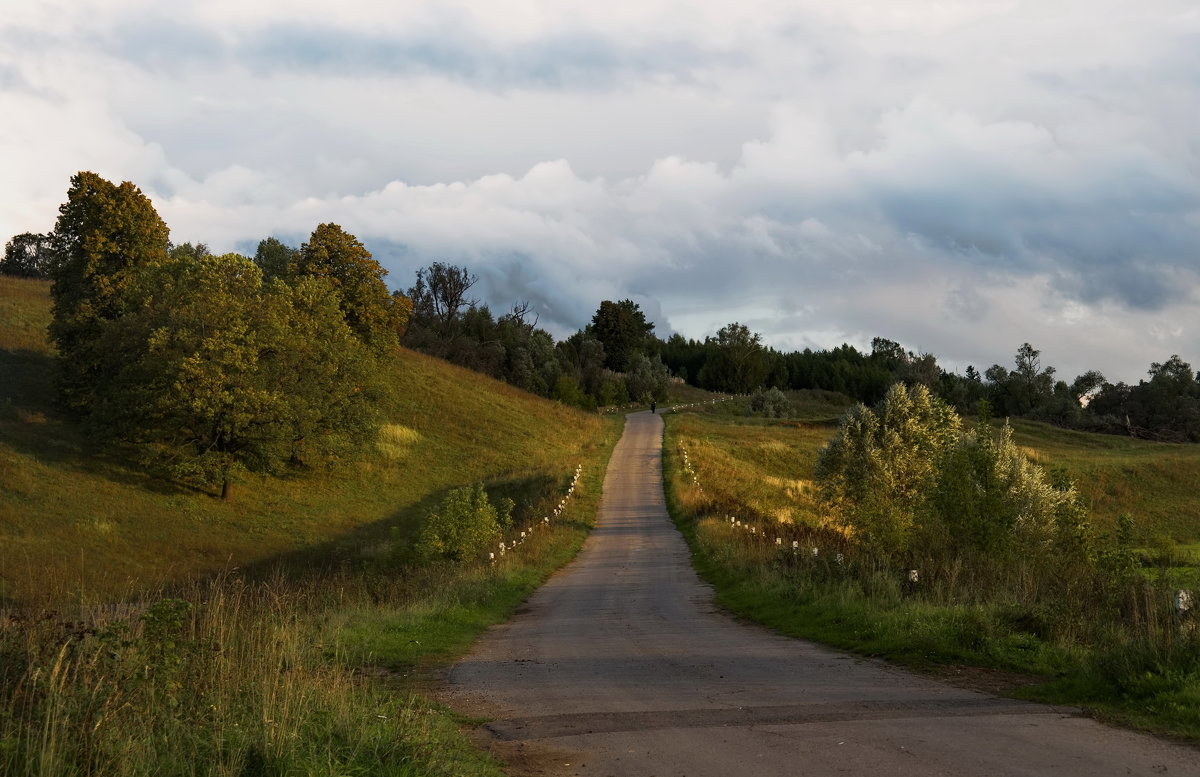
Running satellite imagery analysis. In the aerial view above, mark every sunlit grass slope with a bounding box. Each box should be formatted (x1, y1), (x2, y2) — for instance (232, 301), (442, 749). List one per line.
(668, 393), (1200, 545)
(0, 277), (607, 605)
(1008, 418), (1200, 543)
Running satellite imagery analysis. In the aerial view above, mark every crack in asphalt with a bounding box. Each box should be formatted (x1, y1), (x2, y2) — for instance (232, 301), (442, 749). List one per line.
(486, 698), (1074, 741)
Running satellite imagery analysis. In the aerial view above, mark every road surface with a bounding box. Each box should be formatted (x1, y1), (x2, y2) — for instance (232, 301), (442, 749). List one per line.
(445, 411), (1199, 776)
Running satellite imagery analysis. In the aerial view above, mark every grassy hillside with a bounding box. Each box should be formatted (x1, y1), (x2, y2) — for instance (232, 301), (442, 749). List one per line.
(1008, 418), (1200, 545)
(667, 391), (1200, 545)
(2, 275), (625, 776)
(0, 276), (609, 605)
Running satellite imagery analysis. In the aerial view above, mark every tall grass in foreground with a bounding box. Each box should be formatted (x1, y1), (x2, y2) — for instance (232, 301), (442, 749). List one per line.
(1, 574), (467, 776)
(664, 410), (1200, 740)
(0, 532), (585, 776)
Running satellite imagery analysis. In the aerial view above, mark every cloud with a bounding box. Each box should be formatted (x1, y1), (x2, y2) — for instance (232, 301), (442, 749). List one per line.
(2, 0), (1198, 384)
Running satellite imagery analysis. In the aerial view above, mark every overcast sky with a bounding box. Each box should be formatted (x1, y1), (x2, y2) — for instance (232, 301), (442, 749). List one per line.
(2, 1), (1198, 383)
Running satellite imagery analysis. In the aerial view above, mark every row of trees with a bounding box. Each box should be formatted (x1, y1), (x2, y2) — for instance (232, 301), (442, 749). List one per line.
(400, 270), (670, 410)
(8, 172), (1198, 444)
(41, 171), (410, 498)
(661, 328), (1199, 443)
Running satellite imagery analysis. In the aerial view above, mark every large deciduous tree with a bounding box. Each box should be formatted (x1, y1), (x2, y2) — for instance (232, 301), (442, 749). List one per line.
(90, 253), (383, 500)
(48, 171), (170, 409)
(698, 322), (768, 393)
(291, 223), (402, 351)
(985, 343), (1057, 417)
(406, 262), (479, 340)
(253, 236), (297, 282)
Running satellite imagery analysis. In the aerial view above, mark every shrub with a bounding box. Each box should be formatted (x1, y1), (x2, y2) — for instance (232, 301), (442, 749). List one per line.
(748, 387), (792, 418)
(816, 383), (959, 553)
(817, 383), (1089, 561)
(413, 484), (513, 563)
(928, 420), (1088, 558)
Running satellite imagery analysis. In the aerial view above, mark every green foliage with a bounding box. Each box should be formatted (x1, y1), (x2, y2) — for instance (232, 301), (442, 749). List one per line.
(84, 253), (384, 498)
(48, 171), (170, 410)
(984, 342), (1058, 417)
(1089, 355), (1200, 442)
(590, 299), (654, 372)
(252, 236), (296, 281)
(816, 383), (960, 552)
(625, 353), (670, 404)
(551, 374), (595, 411)
(817, 383), (1090, 560)
(265, 276), (387, 466)
(1, 233), (54, 278)
(748, 387), (792, 418)
(697, 322), (768, 393)
(929, 420), (1088, 558)
(414, 484), (514, 563)
(291, 223), (402, 351)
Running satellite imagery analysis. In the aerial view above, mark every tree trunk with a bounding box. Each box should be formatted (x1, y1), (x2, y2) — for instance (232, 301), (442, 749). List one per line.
(221, 477), (232, 501)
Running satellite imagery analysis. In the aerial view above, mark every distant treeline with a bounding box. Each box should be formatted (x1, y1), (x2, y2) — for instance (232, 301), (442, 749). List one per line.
(6, 172), (1199, 446)
(661, 332), (1199, 443)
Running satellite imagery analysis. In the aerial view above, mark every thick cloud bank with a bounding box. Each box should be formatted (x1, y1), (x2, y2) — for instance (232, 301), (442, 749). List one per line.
(2, 0), (1197, 381)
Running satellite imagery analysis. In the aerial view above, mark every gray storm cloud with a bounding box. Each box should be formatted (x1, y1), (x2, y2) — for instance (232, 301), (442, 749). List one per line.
(1, 0), (1197, 383)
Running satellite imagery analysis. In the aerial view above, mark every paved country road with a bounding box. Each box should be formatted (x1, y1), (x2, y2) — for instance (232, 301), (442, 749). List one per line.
(445, 411), (1199, 776)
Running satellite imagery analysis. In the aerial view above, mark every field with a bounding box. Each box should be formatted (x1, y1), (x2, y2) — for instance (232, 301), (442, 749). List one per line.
(0, 276), (622, 775)
(663, 396), (1200, 740)
(1007, 418), (1200, 544)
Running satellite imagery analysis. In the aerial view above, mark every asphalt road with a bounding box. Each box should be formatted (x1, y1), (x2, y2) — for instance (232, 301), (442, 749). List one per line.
(445, 411), (1200, 776)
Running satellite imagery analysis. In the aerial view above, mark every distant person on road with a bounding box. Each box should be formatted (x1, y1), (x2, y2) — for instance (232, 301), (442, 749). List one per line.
(650, 400), (656, 414)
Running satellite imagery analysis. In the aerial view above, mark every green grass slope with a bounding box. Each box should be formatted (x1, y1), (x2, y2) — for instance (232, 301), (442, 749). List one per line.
(0, 277), (609, 605)
(1008, 418), (1200, 543)
(666, 392), (1200, 545)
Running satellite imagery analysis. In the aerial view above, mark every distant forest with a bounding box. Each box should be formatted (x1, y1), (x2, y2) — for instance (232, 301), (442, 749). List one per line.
(6, 171), (1199, 449)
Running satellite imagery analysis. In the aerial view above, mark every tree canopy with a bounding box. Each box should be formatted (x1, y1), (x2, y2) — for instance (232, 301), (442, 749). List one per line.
(697, 322), (768, 393)
(1, 232), (54, 278)
(817, 384), (1086, 560)
(291, 223), (402, 351)
(48, 171), (170, 410)
(406, 262), (479, 341)
(83, 253), (384, 499)
(590, 299), (654, 372)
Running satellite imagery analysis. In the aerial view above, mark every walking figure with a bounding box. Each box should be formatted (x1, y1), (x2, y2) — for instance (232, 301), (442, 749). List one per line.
(650, 400), (657, 414)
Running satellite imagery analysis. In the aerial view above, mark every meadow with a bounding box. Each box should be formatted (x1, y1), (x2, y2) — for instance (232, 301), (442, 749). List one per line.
(664, 394), (1200, 740)
(1, 276), (622, 775)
